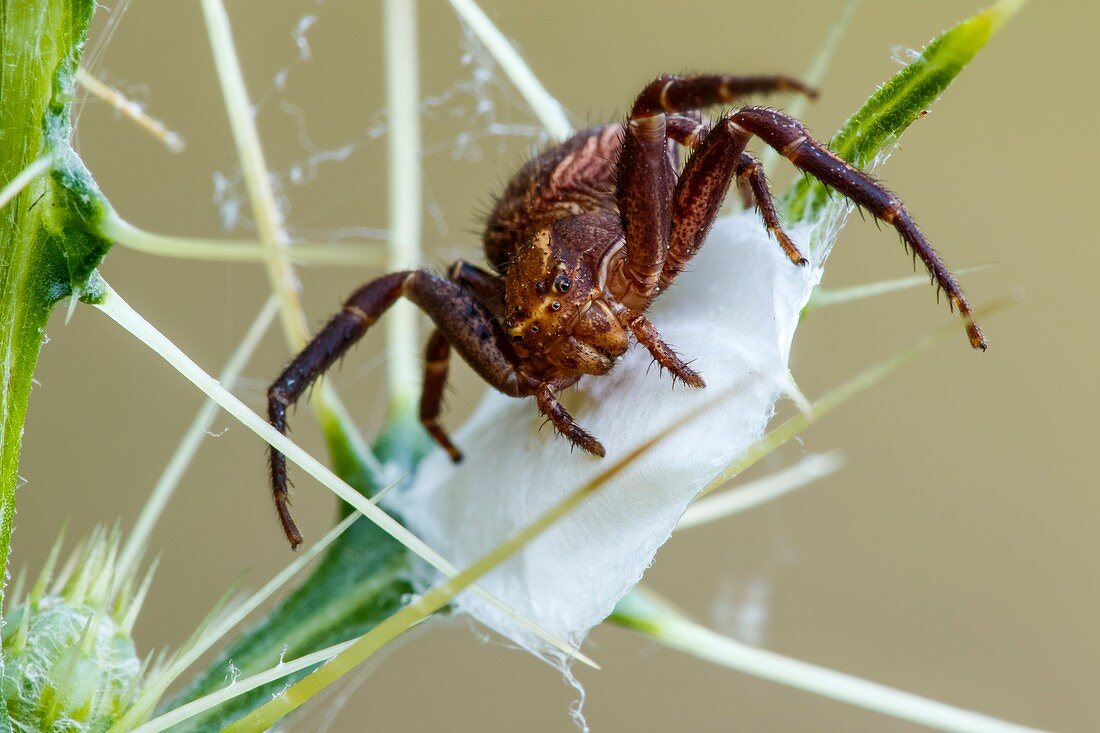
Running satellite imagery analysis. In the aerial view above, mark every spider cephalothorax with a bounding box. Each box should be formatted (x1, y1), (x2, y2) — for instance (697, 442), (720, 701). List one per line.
(503, 212), (630, 374)
(267, 73), (985, 548)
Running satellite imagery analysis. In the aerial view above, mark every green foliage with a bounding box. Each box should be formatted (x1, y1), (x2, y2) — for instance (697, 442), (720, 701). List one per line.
(160, 520), (412, 731)
(160, 426), (417, 731)
(2, 530), (145, 733)
(0, 2), (112, 728)
(780, 0), (1020, 224)
(4, 602), (139, 733)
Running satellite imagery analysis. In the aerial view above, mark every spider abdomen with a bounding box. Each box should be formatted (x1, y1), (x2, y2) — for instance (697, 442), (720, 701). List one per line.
(483, 124), (623, 274)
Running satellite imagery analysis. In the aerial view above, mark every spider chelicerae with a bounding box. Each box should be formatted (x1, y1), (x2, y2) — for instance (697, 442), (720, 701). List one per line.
(267, 73), (985, 548)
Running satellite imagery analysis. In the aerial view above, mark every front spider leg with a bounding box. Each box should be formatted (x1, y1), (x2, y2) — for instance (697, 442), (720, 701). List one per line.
(268, 271), (409, 548)
(616, 74), (818, 306)
(615, 306), (705, 388)
(661, 104), (984, 350)
(536, 385), (605, 458)
(267, 269), (523, 548)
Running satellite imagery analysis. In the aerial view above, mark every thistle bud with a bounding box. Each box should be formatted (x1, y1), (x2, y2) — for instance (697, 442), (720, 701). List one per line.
(2, 528), (150, 733)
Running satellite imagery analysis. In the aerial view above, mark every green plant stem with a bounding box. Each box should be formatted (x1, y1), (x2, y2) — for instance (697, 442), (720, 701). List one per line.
(200, 0), (382, 482)
(0, 154), (55, 212)
(113, 514), (365, 732)
(92, 282), (589, 711)
(383, 0), (424, 413)
(101, 212), (390, 266)
(200, 0), (310, 350)
(131, 638), (356, 733)
(447, 0), (572, 142)
(612, 589), (1047, 733)
(677, 452), (844, 530)
(0, 2), (109, 728)
(159, 515), (412, 732)
(75, 67), (186, 153)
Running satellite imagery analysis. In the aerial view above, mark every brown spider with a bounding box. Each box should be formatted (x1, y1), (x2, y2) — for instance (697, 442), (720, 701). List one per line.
(267, 73), (985, 548)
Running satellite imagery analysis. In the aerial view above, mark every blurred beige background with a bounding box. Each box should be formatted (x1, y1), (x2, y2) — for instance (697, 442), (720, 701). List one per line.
(15, 0), (1098, 730)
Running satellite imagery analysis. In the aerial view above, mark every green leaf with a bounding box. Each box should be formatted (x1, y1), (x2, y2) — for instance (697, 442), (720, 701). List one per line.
(781, 0), (1027, 223)
(159, 428), (413, 731)
(157, 396), (438, 728)
(159, 516), (412, 732)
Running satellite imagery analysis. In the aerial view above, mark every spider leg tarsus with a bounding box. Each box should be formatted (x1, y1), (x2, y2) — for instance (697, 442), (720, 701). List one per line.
(675, 364), (706, 389)
(968, 322), (988, 351)
(586, 440), (607, 458)
(669, 360), (706, 389)
(536, 386), (606, 458)
(621, 309), (705, 388)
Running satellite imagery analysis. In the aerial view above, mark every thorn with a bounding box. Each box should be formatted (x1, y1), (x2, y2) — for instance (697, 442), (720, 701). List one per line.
(31, 522), (68, 606)
(65, 290), (80, 324)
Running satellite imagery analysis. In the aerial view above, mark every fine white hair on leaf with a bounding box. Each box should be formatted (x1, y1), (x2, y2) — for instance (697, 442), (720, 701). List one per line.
(387, 210), (829, 662)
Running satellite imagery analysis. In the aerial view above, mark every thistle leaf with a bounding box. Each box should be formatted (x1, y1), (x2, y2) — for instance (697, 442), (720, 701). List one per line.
(781, 0), (1028, 223)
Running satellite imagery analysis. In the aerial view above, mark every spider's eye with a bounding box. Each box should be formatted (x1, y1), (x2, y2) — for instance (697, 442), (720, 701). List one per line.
(551, 301), (561, 311)
(553, 275), (571, 293)
(529, 325), (540, 334)
(512, 335), (522, 342)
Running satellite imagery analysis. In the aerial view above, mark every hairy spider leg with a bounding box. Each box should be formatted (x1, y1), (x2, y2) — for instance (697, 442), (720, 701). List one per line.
(631, 73), (817, 116)
(612, 76), (818, 384)
(663, 115), (806, 291)
(267, 270), (525, 548)
(727, 106), (985, 350)
(614, 304), (705, 388)
(647, 78), (984, 349)
(734, 154), (809, 266)
(417, 260), (509, 463)
(618, 74), (817, 306)
(536, 384), (605, 458)
(623, 75), (817, 296)
(616, 94), (673, 303)
(420, 330), (462, 462)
